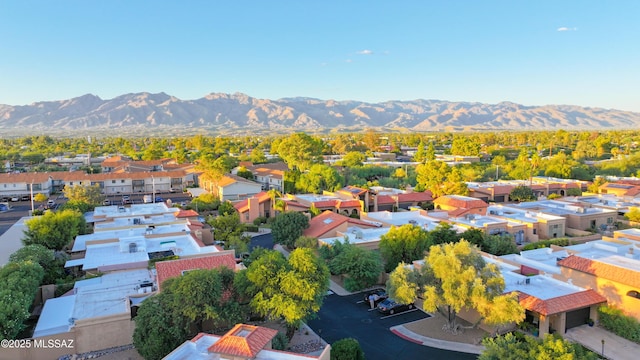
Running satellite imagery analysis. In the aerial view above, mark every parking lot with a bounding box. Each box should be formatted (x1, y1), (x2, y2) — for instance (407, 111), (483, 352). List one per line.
(307, 291), (477, 360)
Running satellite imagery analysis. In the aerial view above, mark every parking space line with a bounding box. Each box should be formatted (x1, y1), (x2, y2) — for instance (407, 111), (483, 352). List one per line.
(379, 308), (419, 319)
(356, 300), (365, 304)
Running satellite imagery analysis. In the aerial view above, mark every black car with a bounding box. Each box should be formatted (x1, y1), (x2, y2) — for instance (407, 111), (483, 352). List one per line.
(377, 298), (414, 315)
(363, 289), (388, 307)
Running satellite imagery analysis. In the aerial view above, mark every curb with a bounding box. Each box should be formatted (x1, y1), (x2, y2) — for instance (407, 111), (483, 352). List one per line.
(390, 328), (423, 344)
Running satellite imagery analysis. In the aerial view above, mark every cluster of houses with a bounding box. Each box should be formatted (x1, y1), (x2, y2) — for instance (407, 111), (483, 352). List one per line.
(7, 155), (640, 358)
(10, 201), (330, 360)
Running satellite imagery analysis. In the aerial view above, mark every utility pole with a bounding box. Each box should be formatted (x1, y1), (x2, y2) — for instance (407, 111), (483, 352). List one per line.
(30, 180), (34, 214)
(152, 176), (155, 203)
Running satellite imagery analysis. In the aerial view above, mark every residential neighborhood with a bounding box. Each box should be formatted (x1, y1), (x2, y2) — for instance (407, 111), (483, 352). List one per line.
(2, 131), (640, 360)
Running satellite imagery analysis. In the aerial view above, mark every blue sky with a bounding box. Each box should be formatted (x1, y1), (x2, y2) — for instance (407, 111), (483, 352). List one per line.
(1, 1), (639, 112)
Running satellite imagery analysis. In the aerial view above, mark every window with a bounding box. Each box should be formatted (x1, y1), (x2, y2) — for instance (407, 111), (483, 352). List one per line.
(69, 182), (73, 185)
(121, 180), (125, 183)
(627, 290), (640, 299)
(533, 229), (537, 235)
(112, 180), (116, 184)
(607, 217), (613, 224)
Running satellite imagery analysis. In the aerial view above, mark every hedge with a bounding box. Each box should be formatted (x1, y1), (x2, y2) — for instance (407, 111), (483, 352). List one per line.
(0, 261), (45, 339)
(521, 238), (572, 250)
(598, 305), (640, 343)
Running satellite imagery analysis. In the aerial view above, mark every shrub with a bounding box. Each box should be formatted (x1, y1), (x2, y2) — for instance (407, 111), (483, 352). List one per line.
(294, 236), (318, 249)
(521, 238), (571, 251)
(271, 331), (289, 351)
(598, 305), (640, 343)
(245, 225), (259, 232)
(253, 216), (267, 226)
(331, 338), (364, 360)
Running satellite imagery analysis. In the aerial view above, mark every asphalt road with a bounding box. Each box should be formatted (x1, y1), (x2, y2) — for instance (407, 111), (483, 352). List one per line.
(0, 202), (31, 236)
(307, 292), (478, 360)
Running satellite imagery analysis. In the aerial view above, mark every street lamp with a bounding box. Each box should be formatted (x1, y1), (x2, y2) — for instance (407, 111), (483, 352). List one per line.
(601, 339), (605, 357)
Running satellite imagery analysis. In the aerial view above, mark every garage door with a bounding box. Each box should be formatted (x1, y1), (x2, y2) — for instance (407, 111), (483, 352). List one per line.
(565, 307), (590, 331)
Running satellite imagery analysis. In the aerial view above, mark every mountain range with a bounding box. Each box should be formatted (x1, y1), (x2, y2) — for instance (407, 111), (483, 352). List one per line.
(1, 92), (639, 136)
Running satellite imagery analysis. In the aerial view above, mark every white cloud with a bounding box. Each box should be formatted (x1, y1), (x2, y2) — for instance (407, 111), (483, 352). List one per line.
(357, 49), (374, 55)
(345, 59), (353, 63)
(557, 27), (577, 32)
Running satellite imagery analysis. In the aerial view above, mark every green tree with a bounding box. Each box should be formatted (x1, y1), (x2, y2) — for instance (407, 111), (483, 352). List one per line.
(416, 160), (449, 197)
(297, 164), (343, 194)
(63, 184), (104, 212)
(340, 151), (366, 167)
(426, 222), (460, 246)
(451, 136), (480, 156)
(167, 267), (243, 332)
(272, 212), (309, 249)
(441, 167), (469, 196)
(236, 167), (255, 180)
(413, 141), (428, 163)
(249, 148), (268, 164)
(9, 244), (67, 285)
(588, 177), (606, 193)
(327, 240), (383, 291)
(272, 133), (324, 171)
(379, 224), (430, 272)
(387, 240), (524, 333)
(509, 185), (536, 202)
(208, 213), (245, 243)
(133, 292), (190, 360)
(0, 261), (44, 339)
(217, 200), (237, 216)
(331, 338), (365, 360)
(482, 235), (518, 256)
(240, 249), (330, 338)
(23, 209), (86, 250)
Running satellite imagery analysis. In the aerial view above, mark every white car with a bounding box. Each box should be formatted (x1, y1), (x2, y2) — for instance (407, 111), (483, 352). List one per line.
(10, 196), (20, 202)
(47, 199), (55, 206)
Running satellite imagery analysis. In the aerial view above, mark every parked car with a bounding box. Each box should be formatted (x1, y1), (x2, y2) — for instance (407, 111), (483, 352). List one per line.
(10, 196), (20, 202)
(155, 197), (163, 203)
(47, 199), (55, 206)
(377, 298), (414, 315)
(102, 199), (111, 206)
(363, 289), (389, 307)
(22, 195), (31, 201)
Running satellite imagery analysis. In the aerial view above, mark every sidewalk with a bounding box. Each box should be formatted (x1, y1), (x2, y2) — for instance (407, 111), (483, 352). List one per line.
(390, 325), (484, 354)
(565, 325), (639, 360)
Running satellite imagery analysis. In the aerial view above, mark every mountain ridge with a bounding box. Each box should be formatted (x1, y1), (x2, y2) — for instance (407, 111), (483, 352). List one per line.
(1, 92), (639, 136)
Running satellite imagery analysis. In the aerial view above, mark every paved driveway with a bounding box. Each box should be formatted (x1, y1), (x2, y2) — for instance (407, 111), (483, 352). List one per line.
(307, 292), (478, 360)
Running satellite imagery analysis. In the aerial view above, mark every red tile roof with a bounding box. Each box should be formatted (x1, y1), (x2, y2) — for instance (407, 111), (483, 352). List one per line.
(313, 200), (338, 208)
(176, 209), (199, 218)
(517, 289), (606, 315)
(335, 199), (361, 208)
(433, 195), (488, 209)
(208, 324), (277, 358)
(396, 191), (433, 203)
(303, 210), (376, 239)
(234, 191), (271, 212)
(155, 253), (237, 291)
(558, 255), (640, 289)
(376, 195), (396, 205)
